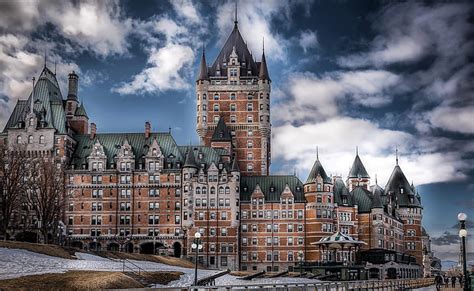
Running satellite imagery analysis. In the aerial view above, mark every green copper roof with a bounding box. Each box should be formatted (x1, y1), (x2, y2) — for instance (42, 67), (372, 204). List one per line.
(306, 158), (331, 184)
(351, 186), (373, 213)
(75, 103), (88, 117)
(333, 178), (353, 206)
(178, 146), (224, 170)
(3, 66), (67, 134)
(72, 132), (183, 169)
(240, 175), (304, 202)
(348, 154), (370, 178)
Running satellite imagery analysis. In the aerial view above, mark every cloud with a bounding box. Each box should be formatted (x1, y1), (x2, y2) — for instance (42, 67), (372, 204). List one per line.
(425, 105), (474, 135)
(170, 0), (200, 23)
(113, 44), (194, 94)
(298, 30), (318, 53)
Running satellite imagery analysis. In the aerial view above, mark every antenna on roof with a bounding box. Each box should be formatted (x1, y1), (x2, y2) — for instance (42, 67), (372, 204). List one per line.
(396, 147), (399, 165)
(234, 0), (238, 26)
(262, 36), (265, 53)
(356, 146), (359, 156)
(375, 174), (378, 185)
(169, 127), (172, 134)
(316, 146), (319, 160)
(54, 58), (57, 75)
(44, 49), (47, 68)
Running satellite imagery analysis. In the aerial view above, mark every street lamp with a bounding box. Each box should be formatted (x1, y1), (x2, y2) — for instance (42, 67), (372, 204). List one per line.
(192, 232), (202, 287)
(458, 212), (469, 291)
(298, 250), (304, 276)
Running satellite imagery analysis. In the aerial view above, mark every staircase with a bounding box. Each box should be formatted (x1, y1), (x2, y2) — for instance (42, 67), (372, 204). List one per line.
(122, 259), (150, 286)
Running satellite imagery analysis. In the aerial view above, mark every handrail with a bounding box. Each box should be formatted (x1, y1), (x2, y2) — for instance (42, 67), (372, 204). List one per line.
(122, 258), (144, 276)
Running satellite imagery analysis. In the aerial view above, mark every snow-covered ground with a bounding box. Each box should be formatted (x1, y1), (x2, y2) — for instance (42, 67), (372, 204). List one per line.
(0, 247), (321, 287)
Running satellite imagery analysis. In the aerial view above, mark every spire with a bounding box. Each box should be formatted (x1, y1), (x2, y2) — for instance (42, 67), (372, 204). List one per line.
(197, 46), (208, 81)
(211, 117), (232, 141)
(375, 174), (378, 185)
(231, 156), (239, 172)
(316, 146), (319, 160)
(184, 149), (198, 169)
(234, 0), (238, 27)
(356, 146), (359, 156)
(396, 147), (399, 165)
(258, 40), (270, 81)
(44, 50), (47, 68)
(348, 152), (370, 179)
(30, 77), (35, 114)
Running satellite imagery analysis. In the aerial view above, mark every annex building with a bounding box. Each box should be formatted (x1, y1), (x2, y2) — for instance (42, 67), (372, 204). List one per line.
(1, 16), (432, 279)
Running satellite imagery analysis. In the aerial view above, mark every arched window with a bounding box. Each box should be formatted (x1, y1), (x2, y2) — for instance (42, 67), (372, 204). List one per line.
(203, 93), (207, 100)
(247, 163), (253, 171)
(28, 135), (33, 144)
(16, 135), (22, 144)
(210, 187), (215, 195)
(202, 104), (207, 111)
(247, 140), (253, 148)
(225, 186), (230, 194)
(213, 94), (219, 100)
(219, 187), (224, 195)
(39, 135), (45, 144)
(195, 187), (201, 195)
(202, 187), (207, 195)
(230, 93), (236, 100)
(213, 104), (219, 111)
(29, 118), (34, 126)
(152, 148), (157, 155)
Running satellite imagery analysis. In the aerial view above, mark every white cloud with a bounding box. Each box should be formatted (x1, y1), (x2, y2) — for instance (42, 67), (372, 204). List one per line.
(427, 105), (474, 134)
(113, 44), (195, 94)
(298, 30), (318, 53)
(170, 0), (200, 23)
(272, 118), (469, 185)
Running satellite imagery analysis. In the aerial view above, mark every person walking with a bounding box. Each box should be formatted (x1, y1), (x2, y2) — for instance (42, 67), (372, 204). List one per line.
(458, 274), (463, 288)
(435, 274), (443, 290)
(444, 275), (449, 288)
(451, 275), (457, 288)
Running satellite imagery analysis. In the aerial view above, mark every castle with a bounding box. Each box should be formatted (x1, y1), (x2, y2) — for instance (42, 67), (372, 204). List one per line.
(1, 15), (430, 279)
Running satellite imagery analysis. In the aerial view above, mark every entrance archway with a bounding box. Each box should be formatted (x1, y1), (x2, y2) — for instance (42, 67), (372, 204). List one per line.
(140, 241), (164, 254)
(173, 242), (181, 258)
(107, 242), (120, 252)
(124, 242), (134, 253)
(387, 268), (397, 279)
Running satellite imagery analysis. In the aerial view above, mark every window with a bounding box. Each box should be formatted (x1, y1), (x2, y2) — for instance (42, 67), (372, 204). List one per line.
(247, 103), (253, 111)
(230, 103), (236, 111)
(247, 164), (253, 171)
(203, 93), (207, 100)
(16, 135), (22, 144)
(214, 115), (219, 123)
(247, 116), (253, 123)
(28, 135), (33, 144)
(247, 140), (253, 148)
(213, 94), (219, 100)
(39, 135), (45, 144)
(213, 104), (219, 111)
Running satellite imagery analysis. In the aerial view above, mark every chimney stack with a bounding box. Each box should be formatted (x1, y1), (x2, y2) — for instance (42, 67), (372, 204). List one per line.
(67, 71), (79, 100)
(145, 121), (151, 138)
(90, 122), (96, 139)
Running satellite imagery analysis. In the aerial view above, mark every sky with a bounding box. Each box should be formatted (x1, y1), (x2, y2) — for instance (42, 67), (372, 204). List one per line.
(0, 0), (472, 266)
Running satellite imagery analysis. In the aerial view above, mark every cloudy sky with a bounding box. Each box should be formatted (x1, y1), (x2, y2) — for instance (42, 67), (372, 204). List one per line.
(0, 0), (472, 266)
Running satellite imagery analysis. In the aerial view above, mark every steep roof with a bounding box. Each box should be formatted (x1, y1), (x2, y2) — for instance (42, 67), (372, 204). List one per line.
(351, 186), (374, 213)
(3, 66), (67, 134)
(384, 165), (422, 208)
(75, 103), (88, 118)
(183, 149), (198, 168)
(258, 51), (270, 81)
(197, 48), (209, 81)
(71, 132), (183, 170)
(240, 175), (304, 202)
(211, 117), (232, 142)
(178, 146), (226, 171)
(231, 156), (239, 172)
(209, 24), (258, 77)
(306, 158), (331, 184)
(333, 178), (353, 206)
(348, 154), (370, 178)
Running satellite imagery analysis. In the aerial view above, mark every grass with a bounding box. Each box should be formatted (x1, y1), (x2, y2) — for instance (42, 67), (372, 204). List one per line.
(95, 251), (198, 269)
(0, 271), (182, 290)
(0, 241), (77, 259)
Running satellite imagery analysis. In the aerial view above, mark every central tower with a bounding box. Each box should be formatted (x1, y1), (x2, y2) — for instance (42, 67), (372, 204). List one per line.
(196, 17), (271, 176)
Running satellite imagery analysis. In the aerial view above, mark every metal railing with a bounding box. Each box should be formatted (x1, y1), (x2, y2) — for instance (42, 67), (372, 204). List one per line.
(122, 258), (144, 277)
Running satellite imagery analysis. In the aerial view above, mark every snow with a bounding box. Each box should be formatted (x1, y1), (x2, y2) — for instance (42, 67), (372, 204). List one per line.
(0, 248), (321, 287)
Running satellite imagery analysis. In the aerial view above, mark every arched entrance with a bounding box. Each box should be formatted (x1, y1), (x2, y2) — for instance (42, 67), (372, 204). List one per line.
(173, 242), (181, 258)
(140, 241), (164, 254)
(387, 268), (397, 279)
(369, 268), (380, 279)
(71, 241), (84, 249)
(107, 242), (120, 252)
(89, 241), (101, 251)
(124, 242), (134, 253)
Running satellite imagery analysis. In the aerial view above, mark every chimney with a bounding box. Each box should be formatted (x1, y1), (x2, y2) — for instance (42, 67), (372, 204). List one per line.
(90, 123), (96, 139)
(145, 121), (151, 138)
(67, 71), (79, 100)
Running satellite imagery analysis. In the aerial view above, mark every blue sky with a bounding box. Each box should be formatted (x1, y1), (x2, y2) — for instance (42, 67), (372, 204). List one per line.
(0, 0), (472, 264)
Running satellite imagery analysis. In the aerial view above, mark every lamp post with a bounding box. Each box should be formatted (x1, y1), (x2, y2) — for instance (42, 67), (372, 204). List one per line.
(458, 213), (469, 291)
(192, 232), (202, 287)
(298, 250), (304, 276)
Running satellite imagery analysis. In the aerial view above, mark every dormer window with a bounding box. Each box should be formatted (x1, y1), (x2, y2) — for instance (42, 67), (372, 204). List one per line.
(124, 149), (129, 155)
(39, 135), (44, 144)
(29, 118), (34, 126)
(232, 59), (236, 65)
(28, 135), (33, 144)
(270, 186), (275, 192)
(317, 183), (322, 191)
(400, 188), (404, 194)
(230, 68), (237, 76)
(152, 148), (157, 155)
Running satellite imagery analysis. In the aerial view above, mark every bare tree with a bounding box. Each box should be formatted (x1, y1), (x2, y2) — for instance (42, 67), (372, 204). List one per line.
(27, 156), (67, 244)
(0, 144), (28, 240)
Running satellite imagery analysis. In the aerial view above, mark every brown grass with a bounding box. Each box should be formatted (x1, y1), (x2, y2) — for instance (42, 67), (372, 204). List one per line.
(0, 241), (77, 259)
(0, 270), (182, 290)
(95, 251), (197, 268)
(229, 271), (253, 277)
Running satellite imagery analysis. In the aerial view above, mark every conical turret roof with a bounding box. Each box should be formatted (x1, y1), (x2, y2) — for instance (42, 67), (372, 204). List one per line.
(306, 156), (331, 184)
(258, 51), (270, 81)
(183, 149), (198, 168)
(211, 117), (232, 142)
(385, 165), (421, 207)
(197, 48), (208, 81)
(348, 154), (370, 179)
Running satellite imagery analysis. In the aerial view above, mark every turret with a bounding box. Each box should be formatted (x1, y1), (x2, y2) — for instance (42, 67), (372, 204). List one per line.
(67, 71), (79, 100)
(347, 148), (370, 191)
(196, 47), (209, 144)
(258, 43), (271, 175)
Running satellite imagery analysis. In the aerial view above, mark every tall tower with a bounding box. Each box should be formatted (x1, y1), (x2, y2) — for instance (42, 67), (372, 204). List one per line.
(196, 13), (271, 176)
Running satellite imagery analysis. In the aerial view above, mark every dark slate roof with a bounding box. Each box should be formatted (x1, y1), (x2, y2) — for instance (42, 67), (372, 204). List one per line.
(197, 48), (209, 81)
(348, 154), (370, 178)
(211, 117), (232, 142)
(231, 156), (239, 172)
(351, 186), (374, 213)
(258, 51), (270, 81)
(306, 158), (331, 184)
(333, 178), (353, 206)
(3, 66), (67, 134)
(371, 186), (383, 209)
(240, 175), (304, 202)
(71, 133), (183, 169)
(384, 165), (422, 208)
(183, 149), (198, 168)
(209, 24), (258, 77)
(178, 146), (224, 170)
(75, 103), (88, 117)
